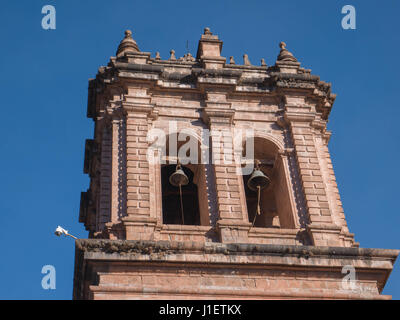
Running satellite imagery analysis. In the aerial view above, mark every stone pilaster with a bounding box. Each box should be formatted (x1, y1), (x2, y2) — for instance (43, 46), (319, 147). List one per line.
(202, 108), (251, 243)
(96, 120), (112, 233)
(121, 103), (158, 240)
(284, 107), (342, 246)
(313, 126), (356, 247)
(98, 107), (127, 239)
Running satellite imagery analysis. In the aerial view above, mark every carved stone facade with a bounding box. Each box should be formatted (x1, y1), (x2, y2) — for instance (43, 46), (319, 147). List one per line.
(74, 28), (398, 299)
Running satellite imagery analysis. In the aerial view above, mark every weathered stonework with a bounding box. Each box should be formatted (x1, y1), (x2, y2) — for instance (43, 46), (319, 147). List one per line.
(75, 28), (398, 299)
(74, 239), (397, 300)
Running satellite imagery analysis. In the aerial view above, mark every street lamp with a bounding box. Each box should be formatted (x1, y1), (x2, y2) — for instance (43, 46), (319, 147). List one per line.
(54, 226), (78, 240)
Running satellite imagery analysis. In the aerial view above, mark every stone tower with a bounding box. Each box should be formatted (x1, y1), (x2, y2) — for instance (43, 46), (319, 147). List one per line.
(74, 29), (398, 299)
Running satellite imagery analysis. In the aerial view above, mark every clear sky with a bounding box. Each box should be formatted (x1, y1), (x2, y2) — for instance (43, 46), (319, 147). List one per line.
(0, 0), (398, 300)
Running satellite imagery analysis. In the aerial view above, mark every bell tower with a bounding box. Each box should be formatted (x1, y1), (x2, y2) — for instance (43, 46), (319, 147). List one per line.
(74, 28), (398, 299)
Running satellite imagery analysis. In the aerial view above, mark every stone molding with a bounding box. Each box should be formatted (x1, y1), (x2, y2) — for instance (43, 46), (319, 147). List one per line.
(75, 239), (399, 262)
(74, 239), (398, 299)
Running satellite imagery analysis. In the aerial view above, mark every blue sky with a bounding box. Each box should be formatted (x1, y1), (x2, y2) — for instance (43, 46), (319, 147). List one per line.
(0, 0), (398, 299)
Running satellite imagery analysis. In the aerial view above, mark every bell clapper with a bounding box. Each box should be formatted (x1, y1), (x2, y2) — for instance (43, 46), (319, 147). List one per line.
(179, 183), (185, 225)
(251, 185), (261, 228)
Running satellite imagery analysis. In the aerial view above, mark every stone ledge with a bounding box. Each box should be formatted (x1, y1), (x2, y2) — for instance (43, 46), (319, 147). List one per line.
(74, 239), (398, 300)
(75, 239), (399, 262)
(159, 225), (212, 234)
(88, 285), (391, 300)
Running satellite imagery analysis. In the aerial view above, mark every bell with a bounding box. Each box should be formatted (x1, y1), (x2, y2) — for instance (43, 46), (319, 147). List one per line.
(247, 161), (270, 192)
(248, 160), (271, 228)
(169, 163), (189, 225)
(169, 164), (189, 187)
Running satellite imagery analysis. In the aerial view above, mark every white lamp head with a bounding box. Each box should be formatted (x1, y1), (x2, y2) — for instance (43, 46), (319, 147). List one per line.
(54, 226), (68, 237)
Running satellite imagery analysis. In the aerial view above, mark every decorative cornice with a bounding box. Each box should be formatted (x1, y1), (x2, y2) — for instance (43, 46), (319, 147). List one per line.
(75, 239), (399, 262)
(271, 72), (320, 82)
(121, 102), (158, 120)
(284, 112), (316, 123)
(88, 32), (338, 124)
(114, 62), (164, 74)
(201, 108), (235, 126)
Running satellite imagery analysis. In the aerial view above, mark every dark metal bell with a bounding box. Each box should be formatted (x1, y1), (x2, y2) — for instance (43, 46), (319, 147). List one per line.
(247, 167), (270, 191)
(169, 165), (189, 187)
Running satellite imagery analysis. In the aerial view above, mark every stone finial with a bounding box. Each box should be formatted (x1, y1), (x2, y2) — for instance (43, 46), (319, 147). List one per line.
(184, 53), (195, 61)
(204, 27), (213, 35)
(169, 50), (176, 61)
(261, 58), (267, 66)
(155, 52), (161, 60)
(229, 56), (236, 65)
(276, 41), (298, 62)
(243, 54), (251, 66)
(116, 30), (140, 57)
(179, 53), (196, 62)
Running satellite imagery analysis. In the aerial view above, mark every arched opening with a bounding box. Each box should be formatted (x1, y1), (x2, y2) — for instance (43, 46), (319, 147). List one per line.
(161, 164), (201, 225)
(242, 136), (295, 229)
(160, 131), (209, 226)
(243, 164), (280, 228)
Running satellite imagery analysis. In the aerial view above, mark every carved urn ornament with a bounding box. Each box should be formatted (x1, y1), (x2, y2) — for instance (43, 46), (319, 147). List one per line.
(277, 41), (298, 62)
(116, 30), (140, 56)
